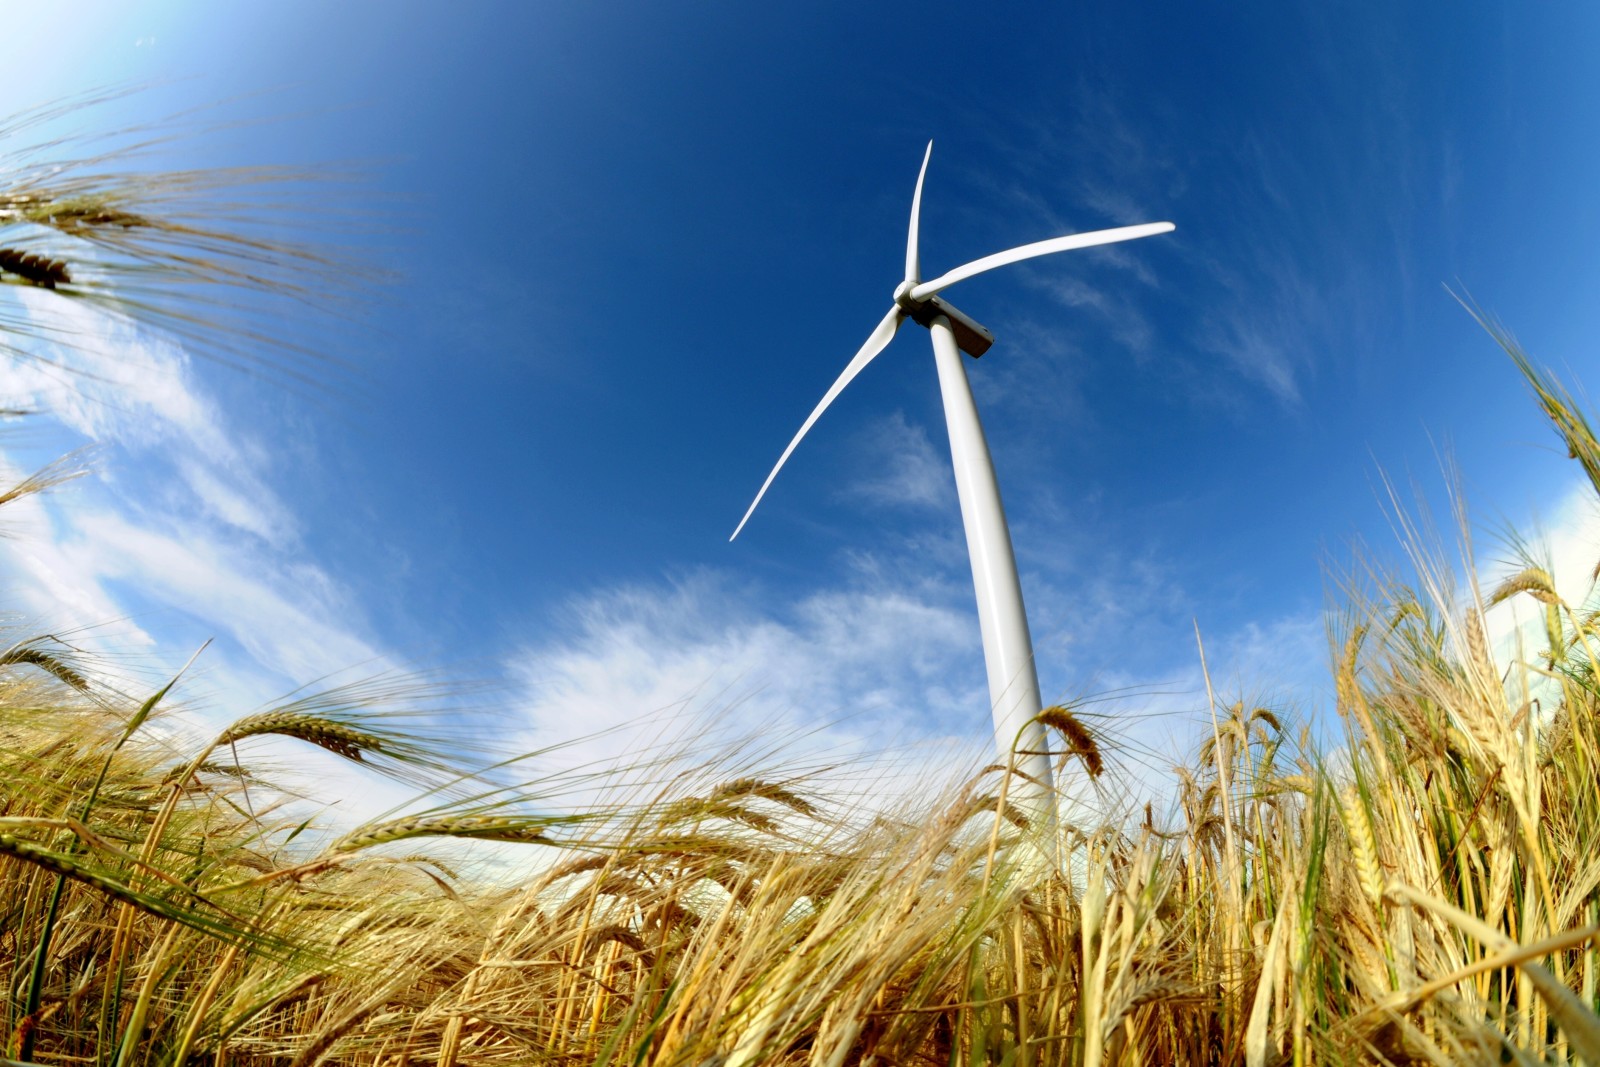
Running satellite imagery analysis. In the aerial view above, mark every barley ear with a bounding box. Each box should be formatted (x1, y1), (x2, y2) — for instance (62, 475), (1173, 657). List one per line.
(1037, 705), (1103, 779)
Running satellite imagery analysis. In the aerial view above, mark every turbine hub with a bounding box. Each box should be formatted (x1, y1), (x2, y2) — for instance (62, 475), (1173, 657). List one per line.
(892, 279), (924, 313)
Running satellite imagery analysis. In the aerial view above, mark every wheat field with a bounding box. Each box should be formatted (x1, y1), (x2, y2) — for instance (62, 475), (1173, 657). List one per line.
(3, 94), (1600, 1067)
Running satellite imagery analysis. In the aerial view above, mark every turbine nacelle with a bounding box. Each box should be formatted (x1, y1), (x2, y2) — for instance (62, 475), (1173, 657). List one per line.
(907, 294), (995, 359)
(893, 280), (993, 358)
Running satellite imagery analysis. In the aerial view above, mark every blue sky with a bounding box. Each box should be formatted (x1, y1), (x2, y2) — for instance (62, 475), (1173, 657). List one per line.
(3, 3), (1599, 810)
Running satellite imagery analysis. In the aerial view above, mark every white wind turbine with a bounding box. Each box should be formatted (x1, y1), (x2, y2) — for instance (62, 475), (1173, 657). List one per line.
(731, 142), (1173, 815)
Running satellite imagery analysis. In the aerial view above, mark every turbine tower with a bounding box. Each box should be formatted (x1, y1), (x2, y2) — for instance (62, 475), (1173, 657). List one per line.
(731, 142), (1173, 819)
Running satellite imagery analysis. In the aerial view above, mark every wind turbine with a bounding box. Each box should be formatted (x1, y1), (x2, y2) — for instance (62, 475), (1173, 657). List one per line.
(731, 142), (1173, 817)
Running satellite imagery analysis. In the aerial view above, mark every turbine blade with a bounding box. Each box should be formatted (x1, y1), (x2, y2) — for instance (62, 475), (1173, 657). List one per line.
(908, 221), (1174, 301)
(905, 141), (933, 286)
(730, 306), (905, 541)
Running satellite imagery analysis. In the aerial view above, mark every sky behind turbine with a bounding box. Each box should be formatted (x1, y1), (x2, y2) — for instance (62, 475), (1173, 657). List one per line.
(2, 3), (1598, 815)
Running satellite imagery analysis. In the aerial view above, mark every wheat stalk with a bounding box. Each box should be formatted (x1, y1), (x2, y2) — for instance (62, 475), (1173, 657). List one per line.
(0, 89), (378, 385)
(0, 246), (70, 287)
(1337, 784), (1385, 909)
(218, 711), (388, 762)
(1037, 704), (1103, 779)
(0, 639), (89, 692)
(332, 815), (554, 854)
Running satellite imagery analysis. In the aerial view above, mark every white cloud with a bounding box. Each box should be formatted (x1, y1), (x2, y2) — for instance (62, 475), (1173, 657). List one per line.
(510, 572), (982, 742)
(499, 570), (1013, 814)
(0, 299), (1094, 830)
(53, 507), (382, 682)
(1033, 275), (1111, 314)
(495, 558), (1330, 826)
(1479, 477), (1600, 707)
(0, 299), (402, 815)
(174, 456), (295, 546)
(1200, 312), (1305, 406)
(2, 525), (153, 650)
(841, 411), (953, 512)
(1518, 480), (1600, 607)
(0, 295), (457, 838)
(2, 295), (298, 546)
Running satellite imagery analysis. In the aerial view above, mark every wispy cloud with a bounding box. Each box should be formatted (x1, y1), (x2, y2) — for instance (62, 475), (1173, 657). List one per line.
(496, 532), (1341, 824)
(1017, 265), (1159, 362)
(5, 296), (299, 546)
(0, 300), (444, 832)
(1480, 478), (1600, 693)
(1195, 300), (1309, 407)
(0, 300), (386, 713)
(840, 411), (953, 512)
(965, 64), (1430, 415)
(508, 571), (984, 743)
(500, 570), (1005, 810)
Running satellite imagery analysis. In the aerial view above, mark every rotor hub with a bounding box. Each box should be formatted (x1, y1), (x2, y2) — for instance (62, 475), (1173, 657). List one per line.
(892, 279), (924, 313)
